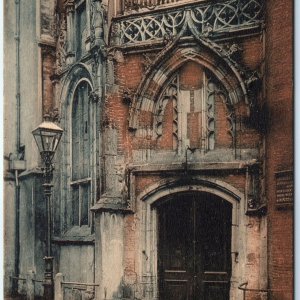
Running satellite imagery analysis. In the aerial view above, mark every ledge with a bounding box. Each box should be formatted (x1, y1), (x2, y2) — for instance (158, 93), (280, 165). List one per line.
(91, 194), (134, 214)
(52, 235), (95, 245)
(53, 226), (95, 245)
(129, 160), (259, 174)
(17, 168), (43, 179)
(4, 167), (43, 181)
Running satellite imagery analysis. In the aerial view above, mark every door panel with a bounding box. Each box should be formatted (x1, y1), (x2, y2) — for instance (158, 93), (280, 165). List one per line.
(203, 282), (230, 300)
(165, 280), (189, 300)
(158, 192), (232, 300)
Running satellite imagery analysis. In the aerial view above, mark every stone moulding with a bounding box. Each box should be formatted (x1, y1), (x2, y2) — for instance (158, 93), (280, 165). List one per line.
(125, 159), (266, 216)
(128, 160), (263, 210)
(111, 0), (264, 46)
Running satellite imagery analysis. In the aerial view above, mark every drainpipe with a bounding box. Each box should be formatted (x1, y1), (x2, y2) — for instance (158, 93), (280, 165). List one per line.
(13, 0), (21, 294)
(12, 177), (20, 296)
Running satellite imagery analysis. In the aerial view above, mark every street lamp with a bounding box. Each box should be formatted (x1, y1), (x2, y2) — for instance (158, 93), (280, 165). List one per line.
(32, 116), (63, 299)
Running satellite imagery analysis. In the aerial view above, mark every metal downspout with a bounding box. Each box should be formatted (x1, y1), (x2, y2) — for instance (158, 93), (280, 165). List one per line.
(13, 0), (21, 294)
(15, 0), (20, 152)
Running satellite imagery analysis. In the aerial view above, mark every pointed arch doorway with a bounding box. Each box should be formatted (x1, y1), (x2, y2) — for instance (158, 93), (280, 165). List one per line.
(157, 192), (232, 300)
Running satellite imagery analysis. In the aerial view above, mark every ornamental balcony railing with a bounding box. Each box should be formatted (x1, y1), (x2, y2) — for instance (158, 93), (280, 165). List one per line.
(111, 0), (264, 46)
(122, 0), (194, 12)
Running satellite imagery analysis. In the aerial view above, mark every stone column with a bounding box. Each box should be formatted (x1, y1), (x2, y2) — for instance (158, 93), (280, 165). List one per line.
(96, 212), (124, 300)
(91, 124), (131, 299)
(54, 273), (63, 300)
(65, 0), (75, 64)
(26, 270), (35, 300)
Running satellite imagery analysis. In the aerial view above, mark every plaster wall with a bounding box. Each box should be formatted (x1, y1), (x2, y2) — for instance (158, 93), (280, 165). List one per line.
(18, 175), (45, 297)
(4, 0), (41, 168)
(3, 2), (17, 292)
(4, 0), (17, 156)
(4, 0), (41, 296)
(19, 0), (41, 170)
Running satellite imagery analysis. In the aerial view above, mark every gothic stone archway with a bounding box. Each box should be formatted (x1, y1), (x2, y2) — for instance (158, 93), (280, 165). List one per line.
(136, 180), (243, 300)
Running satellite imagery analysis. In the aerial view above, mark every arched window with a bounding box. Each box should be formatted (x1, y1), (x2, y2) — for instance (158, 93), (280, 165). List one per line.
(71, 80), (91, 226)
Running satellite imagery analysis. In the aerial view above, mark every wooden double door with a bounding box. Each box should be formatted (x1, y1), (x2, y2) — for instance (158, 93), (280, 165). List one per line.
(157, 192), (232, 300)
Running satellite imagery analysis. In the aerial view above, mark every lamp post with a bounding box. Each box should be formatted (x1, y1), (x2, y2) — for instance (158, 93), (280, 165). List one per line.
(32, 116), (63, 299)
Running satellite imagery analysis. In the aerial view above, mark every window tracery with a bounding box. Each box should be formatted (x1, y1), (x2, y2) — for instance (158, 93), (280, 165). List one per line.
(154, 67), (235, 153)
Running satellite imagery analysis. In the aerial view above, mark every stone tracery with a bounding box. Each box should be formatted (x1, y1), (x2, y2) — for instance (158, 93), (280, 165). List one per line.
(152, 67), (235, 153)
(112, 0), (263, 46)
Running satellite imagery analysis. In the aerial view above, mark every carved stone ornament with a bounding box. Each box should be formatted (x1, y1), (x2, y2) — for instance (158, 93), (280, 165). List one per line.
(123, 88), (134, 105)
(92, 50), (100, 77)
(89, 90), (100, 103)
(41, 43), (56, 58)
(163, 27), (175, 44)
(246, 164), (266, 215)
(65, 0), (75, 14)
(110, 22), (121, 46)
(245, 71), (261, 93)
(124, 0), (157, 11)
(56, 13), (67, 72)
(204, 40), (243, 62)
(90, 0), (106, 48)
(142, 53), (155, 71)
(225, 43), (243, 57)
(107, 48), (124, 63)
(43, 108), (61, 123)
(203, 39), (261, 108)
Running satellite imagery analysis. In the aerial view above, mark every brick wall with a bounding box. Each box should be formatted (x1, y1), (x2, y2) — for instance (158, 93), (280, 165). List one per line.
(265, 0), (293, 298)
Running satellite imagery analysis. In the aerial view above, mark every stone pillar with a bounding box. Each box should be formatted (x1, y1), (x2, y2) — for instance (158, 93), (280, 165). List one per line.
(54, 273), (64, 300)
(26, 270), (35, 300)
(94, 211), (124, 300)
(90, 0), (106, 48)
(98, 125), (128, 203)
(65, 0), (75, 64)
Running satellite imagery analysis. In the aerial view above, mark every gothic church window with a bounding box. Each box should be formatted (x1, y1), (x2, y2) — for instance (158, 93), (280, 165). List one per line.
(71, 81), (91, 226)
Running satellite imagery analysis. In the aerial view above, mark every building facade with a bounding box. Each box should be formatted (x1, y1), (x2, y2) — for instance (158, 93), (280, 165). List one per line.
(4, 0), (293, 299)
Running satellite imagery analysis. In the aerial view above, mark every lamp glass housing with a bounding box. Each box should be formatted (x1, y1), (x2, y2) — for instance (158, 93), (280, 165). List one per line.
(32, 121), (63, 165)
